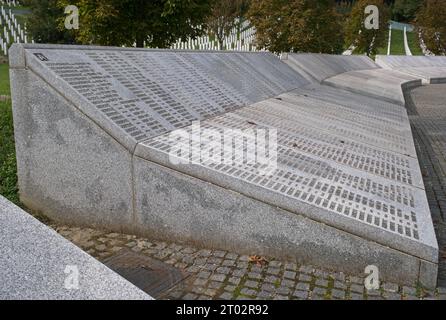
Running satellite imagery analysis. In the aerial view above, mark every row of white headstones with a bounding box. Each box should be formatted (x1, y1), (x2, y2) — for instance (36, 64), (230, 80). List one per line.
(0, 0), (19, 7)
(169, 20), (260, 52)
(0, 5), (31, 56)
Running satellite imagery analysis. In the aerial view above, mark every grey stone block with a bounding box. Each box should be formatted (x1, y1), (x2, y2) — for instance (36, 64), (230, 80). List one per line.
(10, 69), (135, 232)
(0, 196), (150, 300)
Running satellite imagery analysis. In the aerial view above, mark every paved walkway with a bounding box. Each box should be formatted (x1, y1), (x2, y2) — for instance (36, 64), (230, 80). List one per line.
(53, 224), (445, 300)
(42, 84), (446, 300)
(406, 84), (446, 287)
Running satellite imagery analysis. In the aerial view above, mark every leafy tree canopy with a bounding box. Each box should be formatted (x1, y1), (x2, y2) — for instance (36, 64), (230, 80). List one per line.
(416, 0), (446, 54)
(344, 0), (390, 56)
(392, 0), (423, 22)
(248, 0), (345, 54)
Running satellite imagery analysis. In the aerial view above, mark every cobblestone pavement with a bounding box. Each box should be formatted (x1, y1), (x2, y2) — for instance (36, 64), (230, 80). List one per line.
(53, 225), (445, 300)
(407, 84), (446, 287)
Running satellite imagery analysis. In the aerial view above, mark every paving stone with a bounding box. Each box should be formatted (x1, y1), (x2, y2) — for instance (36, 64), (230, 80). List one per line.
(183, 293), (198, 300)
(208, 281), (224, 289)
(331, 289), (346, 299)
(216, 267), (231, 275)
(382, 282), (399, 293)
(383, 292), (402, 300)
(274, 295), (289, 300)
(258, 291), (274, 299)
(269, 261), (282, 268)
(261, 283), (276, 292)
(404, 295), (420, 300)
(349, 293), (364, 300)
(265, 275), (280, 284)
(350, 284), (364, 294)
(276, 286), (292, 295)
(299, 266), (314, 275)
(314, 270), (330, 279)
(247, 272), (263, 280)
(349, 276), (364, 284)
(228, 277), (241, 285)
(244, 280), (260, 289)
(219, 292), (233, 300)
(312, 287), (328, 296)
(402, 286), (418, 296)
(210, 274), (227, 282)
(331, 272), (346, 282)
(298, 274), (312, 282)
(293, 290), (309, 299)
(315, 279), (329, 288)
(222, 260), (236, 267)
(284, 262), (298, 271)
(366, 289), (381, 297)
(333, 281), (347, 290)
(226, 253), (238, 260)
(233, 269), (247, 277)
(186, 265), (201, 273)
(193, 278), (208, 286)
(207, 257), (223, 264)
(204, 288), (218, 296)
(197, 271), (212, 279)
(240, 288), (257, 297)
(212, 250), (226, 258)
(224, 285), (237, 292)
(198, 249), (212, 257)
(296, 282), (310, 291)
(283, 271), (297, 279)
(280, 279), (295, 288)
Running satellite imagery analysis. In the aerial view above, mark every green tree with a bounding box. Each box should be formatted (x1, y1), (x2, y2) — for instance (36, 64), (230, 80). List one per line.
(207, 0), (250, 49)
(344, 0), (390, 56)
(25, 0), (76, 44)
(59, 0), (213, 48)
(392, 0), (423, 22)
(416, 0), (446, 54)
(248, 0), (344, 54)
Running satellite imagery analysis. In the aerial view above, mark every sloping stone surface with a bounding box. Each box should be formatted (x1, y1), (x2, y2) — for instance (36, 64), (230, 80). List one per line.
(285, 53), (379, 82)
(0, 196), (151, 300)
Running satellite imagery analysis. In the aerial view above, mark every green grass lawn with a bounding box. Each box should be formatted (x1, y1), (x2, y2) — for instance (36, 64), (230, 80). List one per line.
(0, 99), (19, 205)
(390, 29), (406, 55)
(406, 31), (423, 56)
(0, 64), (10, 96)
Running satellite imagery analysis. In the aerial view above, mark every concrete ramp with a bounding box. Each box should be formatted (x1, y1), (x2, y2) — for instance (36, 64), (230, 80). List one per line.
(376, 55), (446, 84)
(322, 68), (422, 106)
(10, 44), (438, 288)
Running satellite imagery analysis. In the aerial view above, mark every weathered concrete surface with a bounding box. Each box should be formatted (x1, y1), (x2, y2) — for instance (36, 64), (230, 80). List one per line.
(322, 69), (421, 106)
(10, 68), (135, 232)
(0, 196), (151, 300)
(285, 53), (379, 83)
(9, 44), (439, 288)
(376, 55), (446, 84)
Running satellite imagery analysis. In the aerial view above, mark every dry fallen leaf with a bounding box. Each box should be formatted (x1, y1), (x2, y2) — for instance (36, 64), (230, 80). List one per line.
(249, 255), (269, 266)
